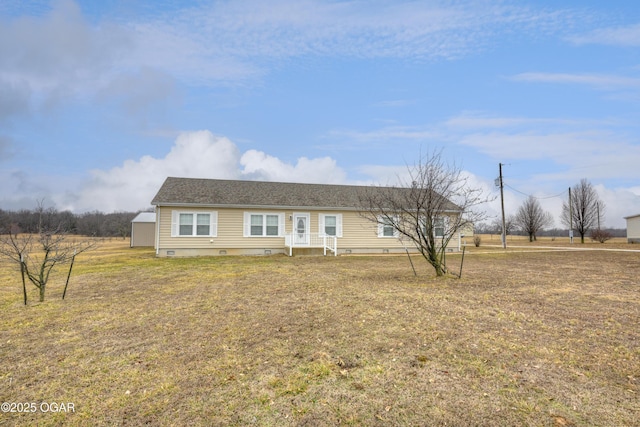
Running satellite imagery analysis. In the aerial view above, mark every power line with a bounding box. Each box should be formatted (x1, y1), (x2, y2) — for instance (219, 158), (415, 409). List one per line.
(504, 184), (568, 200)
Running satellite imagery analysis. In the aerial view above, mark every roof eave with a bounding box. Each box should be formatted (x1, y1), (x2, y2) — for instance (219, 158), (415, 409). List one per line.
(153, 202), (462, 214)
(153, 202), (361, 211)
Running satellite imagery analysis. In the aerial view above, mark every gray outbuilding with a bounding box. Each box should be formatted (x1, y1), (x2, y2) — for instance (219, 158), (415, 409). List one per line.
(625, 213), (640, 243)
(131, 212), (156, 247)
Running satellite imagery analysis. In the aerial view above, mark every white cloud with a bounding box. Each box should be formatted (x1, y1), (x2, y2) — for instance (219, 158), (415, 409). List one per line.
(1, 0), (575, 93)
(595, 184), (640, 228)
(355, 164), (411, 186)
(568, 23), (640, 46)
(51, 130), (348, 212)
(240, 150), (347, 184)
(58, 131), (240, 212)
(159, 0), (559, 64)
(126, 20), (263, 86)
(0, 0), (584, 117)
(444, 111), (597, 130)
(0, 79), (31, 122)
(0, 0), (131, 102)
(328, 126), (441, 144)
(0, 1), (175, 125)
(458, 130), (605, 160)
(512, 72), (640, 90)
(441, 110), (640, 185)
(97, 67), (181, 128)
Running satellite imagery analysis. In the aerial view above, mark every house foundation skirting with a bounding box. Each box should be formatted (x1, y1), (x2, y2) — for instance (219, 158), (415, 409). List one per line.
(155, 246), (461, 257)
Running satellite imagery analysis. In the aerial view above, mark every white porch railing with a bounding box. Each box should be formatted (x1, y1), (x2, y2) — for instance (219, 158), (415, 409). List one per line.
(284, 233), (337, 256)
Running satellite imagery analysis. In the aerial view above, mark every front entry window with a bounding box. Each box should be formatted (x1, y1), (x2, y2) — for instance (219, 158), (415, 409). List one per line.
(297, 218), (305, 238)
(324, 216), (336, 236)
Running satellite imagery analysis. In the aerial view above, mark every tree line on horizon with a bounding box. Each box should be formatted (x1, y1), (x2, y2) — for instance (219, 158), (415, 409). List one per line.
(0, 207), (145, 238)
(476, 179), (623, 242)
(474, 222), (625, 238)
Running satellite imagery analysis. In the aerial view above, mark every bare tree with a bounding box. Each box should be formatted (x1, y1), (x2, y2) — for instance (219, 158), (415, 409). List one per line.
(358, 150), (491, 277)
(0, 202), (97, 303)
(561, 179), (605, 244)
(491, 214), (516, 237)
(514, 196), (554, 242)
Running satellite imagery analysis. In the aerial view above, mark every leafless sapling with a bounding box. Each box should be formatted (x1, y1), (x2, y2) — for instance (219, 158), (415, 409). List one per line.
(0, 203), (97, 303)
(358, 150), (491, 277)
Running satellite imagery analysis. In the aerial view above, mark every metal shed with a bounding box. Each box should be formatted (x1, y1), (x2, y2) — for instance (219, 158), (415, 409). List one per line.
(625, 213), (640, 243)
(131, 212), (156, 247)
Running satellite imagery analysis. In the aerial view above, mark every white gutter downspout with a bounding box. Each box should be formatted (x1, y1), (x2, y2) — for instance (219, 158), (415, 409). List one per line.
(155, 207), (160, 256)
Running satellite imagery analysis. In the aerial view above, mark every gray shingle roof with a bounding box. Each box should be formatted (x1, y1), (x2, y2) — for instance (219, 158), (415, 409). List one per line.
(151, 177), (460, 211)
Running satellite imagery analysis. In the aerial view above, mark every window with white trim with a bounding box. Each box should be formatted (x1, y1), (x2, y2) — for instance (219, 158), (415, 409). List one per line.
(434, 217), (445, 238)
(420, 216), (445, 238)
(378, 216), (398, 238)
(319, 213), (342, 237)
(243, 212), (285, 237)
(171, 211), (217, 237)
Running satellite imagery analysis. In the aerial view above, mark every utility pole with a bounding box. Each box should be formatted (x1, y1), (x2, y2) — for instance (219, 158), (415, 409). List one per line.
(499, 163), (506, 249)
(597, 201), (601, 230)
(569, 187), (573, 244)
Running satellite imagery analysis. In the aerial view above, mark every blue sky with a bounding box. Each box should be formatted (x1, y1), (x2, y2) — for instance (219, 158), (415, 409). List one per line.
(1, 0), (639, 228)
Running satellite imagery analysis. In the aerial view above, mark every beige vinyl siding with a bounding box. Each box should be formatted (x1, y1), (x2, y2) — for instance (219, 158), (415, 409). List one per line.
(158, 207), (216, 251)
(332, 211), (459, 251)
(156, 206), (460, 256)
(158, 207), (285, 250)
(334, 211), (391, 249)
(291, 210), (388, 249)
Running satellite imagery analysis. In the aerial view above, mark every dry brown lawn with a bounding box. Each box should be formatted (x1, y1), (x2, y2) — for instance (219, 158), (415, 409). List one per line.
(0, 239), (639, 426)
(475, 233), (631, 249)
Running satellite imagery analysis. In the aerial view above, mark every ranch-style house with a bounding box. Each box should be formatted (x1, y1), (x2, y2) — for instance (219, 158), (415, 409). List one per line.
(150, 177), (465, 257)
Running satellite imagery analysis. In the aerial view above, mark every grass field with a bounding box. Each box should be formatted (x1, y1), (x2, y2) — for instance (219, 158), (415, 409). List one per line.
(1, 238), (639, 426)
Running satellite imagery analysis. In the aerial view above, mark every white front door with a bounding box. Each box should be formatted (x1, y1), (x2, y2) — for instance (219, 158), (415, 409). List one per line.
(293, 213), (309, 245)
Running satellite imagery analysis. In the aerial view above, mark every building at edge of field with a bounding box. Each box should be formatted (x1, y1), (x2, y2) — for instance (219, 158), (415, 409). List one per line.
(130, 212), (156, 247)
(624, 213), (640, 243)
(150, 177), (467, 257)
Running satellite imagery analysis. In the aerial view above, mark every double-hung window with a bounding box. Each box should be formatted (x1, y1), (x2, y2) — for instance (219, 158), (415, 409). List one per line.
(378, 216), (398, 238)
(244, 213), (284, 237)
(179, 213), (194, 236)
(319, 214), (342, 237)
(172, 211), (217, 237)
(434, 217), (445, 238)
(420, 216), (445, 238)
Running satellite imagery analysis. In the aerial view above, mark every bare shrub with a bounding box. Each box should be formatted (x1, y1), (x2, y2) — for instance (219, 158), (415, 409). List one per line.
(591, 229), (612, 243)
